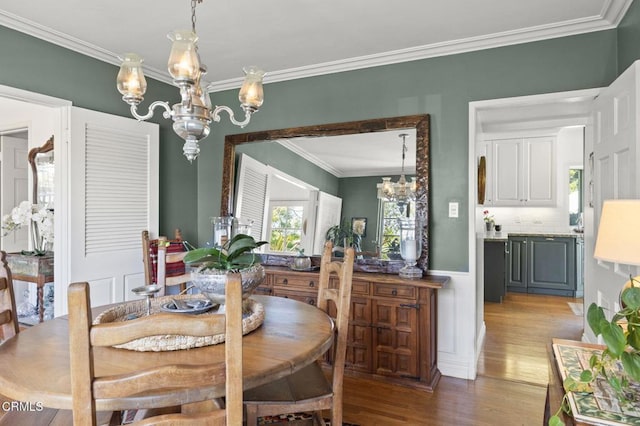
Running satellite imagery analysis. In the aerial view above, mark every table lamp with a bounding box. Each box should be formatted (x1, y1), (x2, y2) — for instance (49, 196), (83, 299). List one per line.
(593, 199), (640, 290)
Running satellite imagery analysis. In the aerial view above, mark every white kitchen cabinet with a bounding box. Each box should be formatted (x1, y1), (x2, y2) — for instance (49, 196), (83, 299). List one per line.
(483, 136), (555, 206)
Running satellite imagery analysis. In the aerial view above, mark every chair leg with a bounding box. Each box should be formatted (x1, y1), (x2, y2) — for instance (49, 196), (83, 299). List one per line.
(245, 404), (259, 426)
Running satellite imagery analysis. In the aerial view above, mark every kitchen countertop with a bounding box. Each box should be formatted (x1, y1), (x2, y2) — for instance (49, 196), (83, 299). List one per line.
(482, 231), (584, 241)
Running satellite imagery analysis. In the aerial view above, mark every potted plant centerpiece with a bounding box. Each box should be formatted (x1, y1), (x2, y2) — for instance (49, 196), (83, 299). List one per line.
(184, 233), (268, 306)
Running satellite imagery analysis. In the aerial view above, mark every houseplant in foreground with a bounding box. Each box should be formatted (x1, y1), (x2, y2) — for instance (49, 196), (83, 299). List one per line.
(184, 233), (268, 305)
(549, 279), (640, 425)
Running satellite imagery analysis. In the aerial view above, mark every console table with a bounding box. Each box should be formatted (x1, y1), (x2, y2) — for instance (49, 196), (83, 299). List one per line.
(261, 267), (449, 391)
(5, 252), (53, 323)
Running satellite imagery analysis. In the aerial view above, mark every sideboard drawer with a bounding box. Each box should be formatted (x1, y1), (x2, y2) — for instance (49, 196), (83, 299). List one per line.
(274, 288), (317, 306)
(273, 275), (318, 291)
(373, 283), (416, 299)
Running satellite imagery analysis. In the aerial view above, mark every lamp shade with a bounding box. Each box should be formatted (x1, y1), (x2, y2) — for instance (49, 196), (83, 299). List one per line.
(593, 199), (640, 265)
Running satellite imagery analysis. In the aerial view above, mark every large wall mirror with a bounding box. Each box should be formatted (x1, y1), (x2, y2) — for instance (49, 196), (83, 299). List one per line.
(221, 115), (430, 271)
(28, 135), (54, 205)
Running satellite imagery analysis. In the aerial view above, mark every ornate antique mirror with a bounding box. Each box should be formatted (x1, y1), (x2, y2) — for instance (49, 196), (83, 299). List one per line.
(28, 135), (54, 205)
(221, 115), (430, 271)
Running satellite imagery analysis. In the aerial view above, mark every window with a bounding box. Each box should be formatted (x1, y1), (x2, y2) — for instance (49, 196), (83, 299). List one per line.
(267, 202), (304, 253)
(378, 200), (415, 260)
(569, 168), (583, 227)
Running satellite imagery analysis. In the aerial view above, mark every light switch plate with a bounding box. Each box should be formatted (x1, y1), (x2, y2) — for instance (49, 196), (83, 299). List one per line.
(448, 202), (459, 218)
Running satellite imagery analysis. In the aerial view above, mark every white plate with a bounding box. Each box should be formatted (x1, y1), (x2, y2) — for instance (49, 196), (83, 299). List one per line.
(159, 299), (217, 314)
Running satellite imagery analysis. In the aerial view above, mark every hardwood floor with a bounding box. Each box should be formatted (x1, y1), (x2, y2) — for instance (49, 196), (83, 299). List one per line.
(0, 293), (583, 425)
(339, 292), (584, 425)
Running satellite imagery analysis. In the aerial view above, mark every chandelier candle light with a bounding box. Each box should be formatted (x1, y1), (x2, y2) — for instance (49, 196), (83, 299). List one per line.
(377, 133), (417, 209)
(116, 0), (265, 162)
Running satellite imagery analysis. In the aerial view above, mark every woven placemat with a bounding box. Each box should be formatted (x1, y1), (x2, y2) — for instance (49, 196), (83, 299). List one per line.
(94, 294), (264, 352)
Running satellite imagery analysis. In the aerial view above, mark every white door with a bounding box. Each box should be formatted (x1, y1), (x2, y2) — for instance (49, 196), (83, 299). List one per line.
(0, 134), (29, 252)
(585, 61), (640, 342)
(312, 191), (342, 255)
(58, 107), (159, 314)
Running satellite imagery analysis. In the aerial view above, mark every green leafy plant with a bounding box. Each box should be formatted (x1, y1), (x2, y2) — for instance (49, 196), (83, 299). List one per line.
(183, 234), (267, 272)
(325, 218), (362, 251)
(549, 278), (640, 425)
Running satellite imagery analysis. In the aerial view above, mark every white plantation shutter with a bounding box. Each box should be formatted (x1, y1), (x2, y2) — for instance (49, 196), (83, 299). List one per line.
(234, 153), (269, 241)
(84, 126), (150, 254)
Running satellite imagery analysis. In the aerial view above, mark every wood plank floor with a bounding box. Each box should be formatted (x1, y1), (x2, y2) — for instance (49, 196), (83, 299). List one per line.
(0, 293), (583, 425)
(339, 292), (584, 425)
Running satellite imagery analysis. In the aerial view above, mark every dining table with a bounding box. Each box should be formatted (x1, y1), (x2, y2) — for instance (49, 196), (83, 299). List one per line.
(0, 295), (334, 411)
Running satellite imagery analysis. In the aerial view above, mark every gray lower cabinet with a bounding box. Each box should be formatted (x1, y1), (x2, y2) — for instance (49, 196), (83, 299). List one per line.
(507, 236), (527, 292)
(484, 240), (506, 302)
(507, 236), (577, 297)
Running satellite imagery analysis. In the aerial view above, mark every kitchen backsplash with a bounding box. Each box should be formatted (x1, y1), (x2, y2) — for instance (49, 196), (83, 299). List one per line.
(478, 206), (577, 234)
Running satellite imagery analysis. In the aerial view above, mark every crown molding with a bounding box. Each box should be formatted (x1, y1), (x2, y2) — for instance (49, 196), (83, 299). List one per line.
(1, 0), (633, 92)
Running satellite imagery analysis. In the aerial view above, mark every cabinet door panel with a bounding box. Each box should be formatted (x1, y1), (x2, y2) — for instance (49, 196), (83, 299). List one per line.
(372, 300), (418, 378)
(507, 237), (527, 291)
(528, 238), (576, 291)
(492, 139), (522, 205)
(525, 137), (555, 205)
(346, 296), (372, 372)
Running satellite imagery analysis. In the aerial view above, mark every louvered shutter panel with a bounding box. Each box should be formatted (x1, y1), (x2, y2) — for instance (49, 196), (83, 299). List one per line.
(234, 154), (269, 241)
(84, 125), (149, 255)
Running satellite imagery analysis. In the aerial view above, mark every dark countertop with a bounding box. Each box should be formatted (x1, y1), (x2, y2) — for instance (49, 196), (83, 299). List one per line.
(482, 231), (584, 242)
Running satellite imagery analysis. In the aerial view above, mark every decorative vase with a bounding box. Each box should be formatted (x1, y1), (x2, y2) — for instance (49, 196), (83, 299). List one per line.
(485, 221), (494, 233)
(397, 218), (423, 279)
(191, 264), (266, 306)
(293, 256), (311, 270)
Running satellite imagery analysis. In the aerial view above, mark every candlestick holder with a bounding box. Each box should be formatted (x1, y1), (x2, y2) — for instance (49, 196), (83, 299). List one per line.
(398, 217), (423, 278)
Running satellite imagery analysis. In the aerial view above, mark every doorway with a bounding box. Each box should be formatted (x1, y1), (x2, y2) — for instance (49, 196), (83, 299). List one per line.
(468, 88), (600, 341)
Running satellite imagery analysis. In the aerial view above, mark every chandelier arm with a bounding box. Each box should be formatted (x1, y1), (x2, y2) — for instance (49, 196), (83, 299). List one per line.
(130, 101), (173, 121)
(211, 105), (252, 128)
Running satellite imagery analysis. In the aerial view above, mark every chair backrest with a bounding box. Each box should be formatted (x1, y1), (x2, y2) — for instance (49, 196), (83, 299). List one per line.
(156, 236), (191, 296)
(67, 274), (243, 426)
(0, 251), (19, 342)
(317, 242), (355, 403)
(141, 229), (186, 288)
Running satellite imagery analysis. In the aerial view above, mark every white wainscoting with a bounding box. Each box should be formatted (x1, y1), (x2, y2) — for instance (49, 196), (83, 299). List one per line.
(431, 269), (482, 380)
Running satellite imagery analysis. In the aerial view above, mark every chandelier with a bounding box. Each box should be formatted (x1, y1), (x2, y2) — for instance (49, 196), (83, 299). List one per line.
(116, 0), (265, 162)
(377, 133), (416, 208)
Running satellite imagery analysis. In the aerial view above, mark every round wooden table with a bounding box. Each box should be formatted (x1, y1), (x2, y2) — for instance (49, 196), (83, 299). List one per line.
(0, 295), (334, 411)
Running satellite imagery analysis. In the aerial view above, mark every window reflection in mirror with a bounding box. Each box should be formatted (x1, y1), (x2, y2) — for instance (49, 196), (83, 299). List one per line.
(268, 202), (305, 253)
(569, 167), (583, 227)
(378, 200), (415, 260)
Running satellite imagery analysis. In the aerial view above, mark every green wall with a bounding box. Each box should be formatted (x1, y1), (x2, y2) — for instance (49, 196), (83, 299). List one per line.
(338, 176), (382, 253)
(0, 26), (198, 242)
(199, 31), (619, 271)
(2, 19), (636, 271)
(618, 0), (640, 73)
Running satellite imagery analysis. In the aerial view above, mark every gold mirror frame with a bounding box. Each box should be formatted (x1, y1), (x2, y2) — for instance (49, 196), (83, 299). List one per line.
(221, 115), (430, 271)
(28, 135), (54, 203)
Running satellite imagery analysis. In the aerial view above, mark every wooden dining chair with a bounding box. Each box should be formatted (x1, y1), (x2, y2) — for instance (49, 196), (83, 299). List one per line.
(243, 241), (355, 426)
(141, 229), (187, 288)
(0, 251), (19, 343)
(156, 235), (191, 296)
(67, 274), (244, 426)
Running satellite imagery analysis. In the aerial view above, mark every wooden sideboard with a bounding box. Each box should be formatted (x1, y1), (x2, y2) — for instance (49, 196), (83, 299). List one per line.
(260, 267), (449, 391)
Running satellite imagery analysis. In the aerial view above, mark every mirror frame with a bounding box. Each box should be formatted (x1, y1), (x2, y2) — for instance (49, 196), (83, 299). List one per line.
(222, 114), (430, 271)
(28, 135), (54, 202)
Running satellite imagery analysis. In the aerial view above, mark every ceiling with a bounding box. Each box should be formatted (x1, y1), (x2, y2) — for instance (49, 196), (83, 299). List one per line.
(0, 0), (632, 91)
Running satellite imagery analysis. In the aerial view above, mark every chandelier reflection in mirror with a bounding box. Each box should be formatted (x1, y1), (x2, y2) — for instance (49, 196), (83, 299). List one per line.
(377, 133), (417, 208)
(116, 0), (265, 162)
